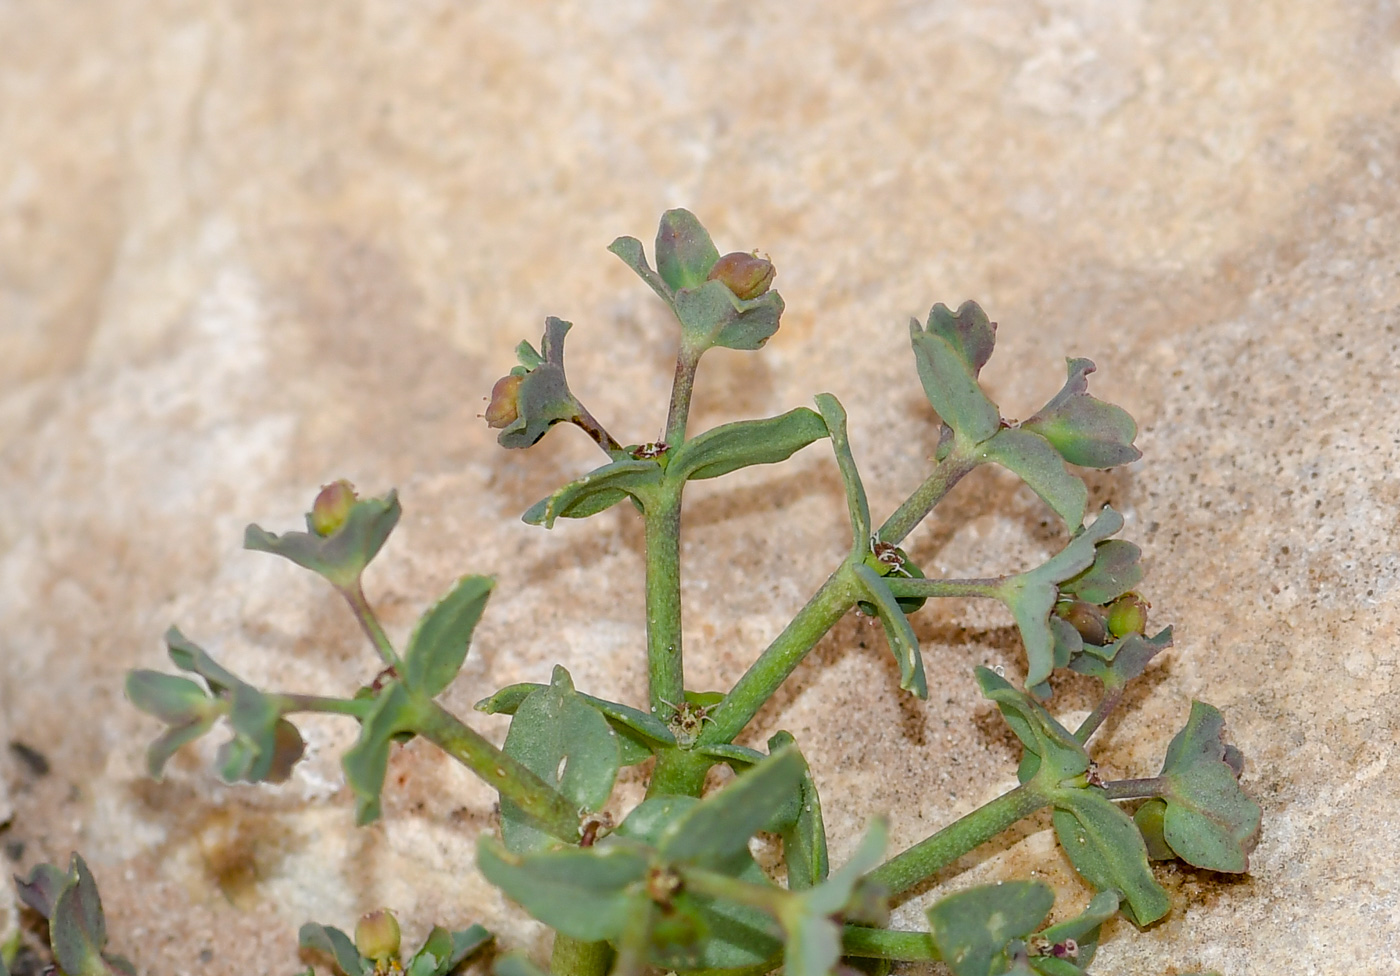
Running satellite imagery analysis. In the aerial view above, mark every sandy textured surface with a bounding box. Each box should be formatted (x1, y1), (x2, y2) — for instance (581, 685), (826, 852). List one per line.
(3, 2), (1399, 974)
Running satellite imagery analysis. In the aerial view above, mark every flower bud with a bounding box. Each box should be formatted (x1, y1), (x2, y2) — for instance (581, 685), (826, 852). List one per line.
(354, 909), (401, 964)
(310, 480), (359, 537)
(1054, 599), (1108, 646)
(707, 251), (775, 300)
(1106, 592), (1150, 639)
(485, 373), (524, 429)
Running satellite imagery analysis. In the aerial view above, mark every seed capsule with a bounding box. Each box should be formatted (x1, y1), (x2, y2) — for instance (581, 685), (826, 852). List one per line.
(310, 480), (358, 537)
(706, 251), (776, 300)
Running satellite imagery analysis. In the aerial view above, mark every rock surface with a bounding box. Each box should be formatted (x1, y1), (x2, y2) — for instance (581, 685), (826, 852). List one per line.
(3, 2), (1399, 974)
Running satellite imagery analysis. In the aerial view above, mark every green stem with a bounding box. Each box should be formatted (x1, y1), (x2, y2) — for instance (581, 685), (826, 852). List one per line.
(1074, 686), (1124, 745)
(1100, 777), (1165, 802)
(841, 926), (940, 962)
(413, 700), (580, 842)
(664, 340), (703, 445)
(341, 580), (400, 669)
(645, 486), (686, 717)
(868, 783), (1048, 897)
(279, 693), (371, 718)
(550, 935), (612, 976)
(700, 569), (857, 746)
(877, 450), (980, 546)
(678, 865), (787, 913)
(647, 747), (713, 798)
(883, 576), (1003, 600)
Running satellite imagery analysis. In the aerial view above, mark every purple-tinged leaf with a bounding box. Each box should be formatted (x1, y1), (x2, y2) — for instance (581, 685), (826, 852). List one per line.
(655, 209), (720, 292)
(1021, 359), (1140, 469)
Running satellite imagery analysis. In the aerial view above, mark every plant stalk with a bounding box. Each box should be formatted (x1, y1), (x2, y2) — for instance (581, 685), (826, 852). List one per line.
(341, 580), (400, 668)
(1075, 686), (1125, 744)
(1100, 777), (1165, 802)
(647, 747), (713, 798)
(700, 569), (857, 746)
(664, 339), (704, 445)
(877, 449), (980, 546)
(841, 926), (940, 962)
(572, 401), (623, 455)
(550, 935), (613, 976)
(280, 693), (371, 717)
(883, 576), (1004, 600)
(867, 783), (1048, 897)
(413, 700), (580, 842)
(645, 486), (686, 717)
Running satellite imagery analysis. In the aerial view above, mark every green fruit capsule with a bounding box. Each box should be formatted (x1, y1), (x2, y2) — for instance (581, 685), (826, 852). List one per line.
(1106, 592), (1150, 639)
(354, 910), (401, 964)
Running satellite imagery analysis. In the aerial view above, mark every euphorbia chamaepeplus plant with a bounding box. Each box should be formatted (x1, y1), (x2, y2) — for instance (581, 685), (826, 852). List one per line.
(66, 209), (1260, 976)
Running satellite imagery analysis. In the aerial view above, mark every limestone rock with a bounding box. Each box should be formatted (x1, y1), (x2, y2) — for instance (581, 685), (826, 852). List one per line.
(3, 2), (1399, 974)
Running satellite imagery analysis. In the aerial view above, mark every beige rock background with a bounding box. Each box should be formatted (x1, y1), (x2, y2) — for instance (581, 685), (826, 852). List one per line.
(2, 1), (1399, 973)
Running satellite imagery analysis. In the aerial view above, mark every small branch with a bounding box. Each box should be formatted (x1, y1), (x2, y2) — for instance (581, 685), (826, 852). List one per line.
(279, 693), (372, 718)
(413, 700), (580, 843)
(572, 401), (623, 455)
(1074, 686), (1124, 744)
(841, 926), (939, 962)
(1100, 777), (1165, 802)
(700, 569), (857, 746)
(877, 449), (980, 546)
(867, 783), (1048, 897)
(341, 581), (400, 668)
(883, 576), (1004, 600)
(664, 340), (704, 446)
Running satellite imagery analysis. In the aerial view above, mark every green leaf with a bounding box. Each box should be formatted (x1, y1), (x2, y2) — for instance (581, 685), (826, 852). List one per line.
(767, 732), (829, 891)
(124, 670), (210, 724)
(1059, 540), (1142, 605)
(674, 279), (784, 352)
(523, 459), (662, 527)
(342, 681), (421, 825)
(476, 837), (648, 942)
(405, 924), (491, 976)
(1034, 890), (1118, 970)
(607, 235), (673, 305)
(47, 855), (119, 976)
(15, 862), (72, 919)
(221, 685), (305, 784)
(125, 670), (221, 779)
(494, 318), (586, 449)
(299, 923), (369, 976)
(244, 490), (401, 589)
(658, 748), (806, 867)
(1149, 702), (1262, 872)
(477, 682), (672, 765)
(994, 508), (1125, 690)
(1021, 359), (1140, 469)
(667, 407), (827, 484)
(1051, 790), (1170, 926)
(402, 576), (493, 698)
(909, 302), (1001, 444)
(813, 394), (871, 552)
(979, 428), (1087, 530)
(851, 564), (927, 698)
(655, 209), (720, 292)
(976, 668), (1089, 785)
(1069, 627), (1172, 689)
(163, 626), (241, 694)
(499, 667), (620, 853)
(925, 880), (1054, 976)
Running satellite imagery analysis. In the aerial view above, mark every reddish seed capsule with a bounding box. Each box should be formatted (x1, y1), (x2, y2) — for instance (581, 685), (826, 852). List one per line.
(310, 480), (358, 537)
(485, 373), (524, 429)
(707, 251), (776, 300)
